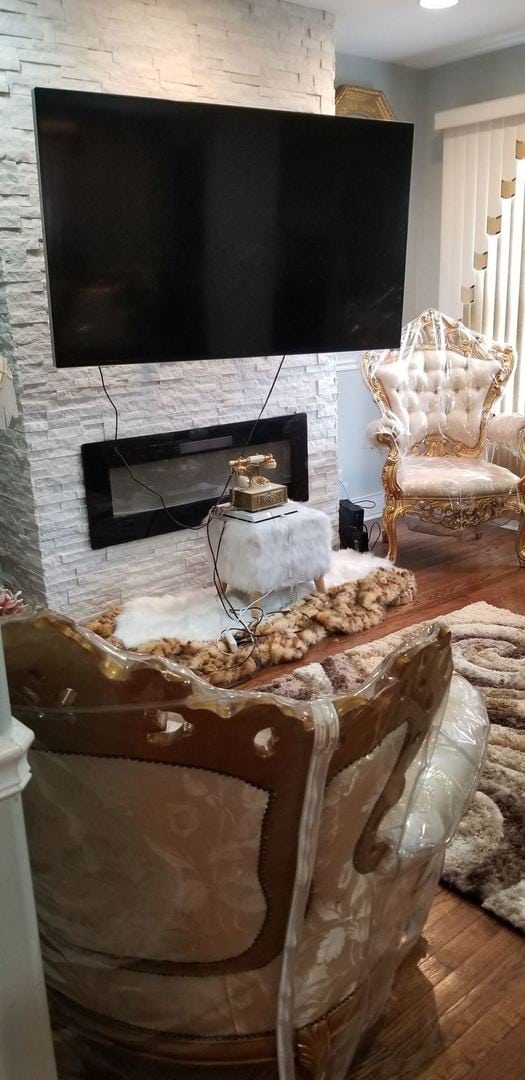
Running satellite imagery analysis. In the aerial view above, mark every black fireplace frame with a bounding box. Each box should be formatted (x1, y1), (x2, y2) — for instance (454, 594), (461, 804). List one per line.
(81, 413), (309, 549)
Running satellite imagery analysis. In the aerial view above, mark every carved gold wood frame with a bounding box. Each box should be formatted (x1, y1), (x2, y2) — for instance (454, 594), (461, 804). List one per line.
(336, 85), (396, 121)
(48, 927), (435, 1080)
(361, 309), (525, 564)
(8, 614), (450, 905)
(50, 982), (365, 1078)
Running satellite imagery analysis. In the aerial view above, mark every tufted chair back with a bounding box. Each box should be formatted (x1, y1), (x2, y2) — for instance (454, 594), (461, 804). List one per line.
(362, 309), (514, 457)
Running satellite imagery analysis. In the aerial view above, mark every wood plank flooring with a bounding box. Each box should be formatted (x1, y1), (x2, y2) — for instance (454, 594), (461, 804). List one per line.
(246, 521), (525, 1079)
(247, 520), (525, 691)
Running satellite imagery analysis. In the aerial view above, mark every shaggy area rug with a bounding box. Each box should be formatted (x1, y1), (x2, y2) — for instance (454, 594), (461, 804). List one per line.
(85, 551), (416, 687)
(113, 549), (394, 647)
(262, 601), (525, 935)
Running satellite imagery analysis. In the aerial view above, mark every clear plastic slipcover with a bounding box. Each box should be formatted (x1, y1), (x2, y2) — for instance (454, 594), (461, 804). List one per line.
(362, 308), (524, 540)
(3, 611), (489, 1080)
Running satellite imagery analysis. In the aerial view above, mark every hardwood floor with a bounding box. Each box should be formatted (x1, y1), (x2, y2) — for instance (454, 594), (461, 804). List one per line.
(247, 521), (525, 1079)
(247, 519), (525, 691)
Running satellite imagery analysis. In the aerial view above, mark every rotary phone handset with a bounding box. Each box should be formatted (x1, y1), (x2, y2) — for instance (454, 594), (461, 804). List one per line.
(229, 453), (277, 473)
(229, 453), (277, 489)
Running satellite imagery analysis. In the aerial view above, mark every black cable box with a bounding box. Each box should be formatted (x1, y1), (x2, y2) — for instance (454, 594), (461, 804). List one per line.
(339, 499), (369, 552)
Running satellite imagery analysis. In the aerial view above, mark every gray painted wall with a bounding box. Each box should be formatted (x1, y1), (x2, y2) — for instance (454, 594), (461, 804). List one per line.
(337, 43), (525, 318)
(334, 53), (424, 505)
(335, 52), (423, 124)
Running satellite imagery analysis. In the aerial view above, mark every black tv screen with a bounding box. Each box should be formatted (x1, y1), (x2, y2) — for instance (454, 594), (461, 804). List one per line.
(33, 87), (413, 368)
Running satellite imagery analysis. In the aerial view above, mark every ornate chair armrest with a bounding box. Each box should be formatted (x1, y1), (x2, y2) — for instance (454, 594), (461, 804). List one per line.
(486, 414), (525, 455)
(367, 417), (406, 453)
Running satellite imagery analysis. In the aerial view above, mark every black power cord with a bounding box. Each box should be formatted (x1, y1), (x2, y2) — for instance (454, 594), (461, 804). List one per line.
(99, 366), (204, 534)
(99, 355), (286, 538)
(99, 355), (287, 658)
(368, 520), (382, 551)
(205, 353), (286, 638)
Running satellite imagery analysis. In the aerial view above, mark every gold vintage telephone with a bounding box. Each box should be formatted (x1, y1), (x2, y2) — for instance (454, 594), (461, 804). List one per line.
(229, 453), (287, 512)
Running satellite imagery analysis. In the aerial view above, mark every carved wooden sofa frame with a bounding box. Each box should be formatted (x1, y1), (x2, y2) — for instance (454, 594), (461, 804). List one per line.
(4, 611), (455, 1079)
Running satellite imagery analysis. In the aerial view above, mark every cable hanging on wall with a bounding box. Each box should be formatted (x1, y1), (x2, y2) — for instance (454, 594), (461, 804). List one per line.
(98, 355), (288, 656)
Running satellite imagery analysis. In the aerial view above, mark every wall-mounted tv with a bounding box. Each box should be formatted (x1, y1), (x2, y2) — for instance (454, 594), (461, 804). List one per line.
(33, 87), (413, 368)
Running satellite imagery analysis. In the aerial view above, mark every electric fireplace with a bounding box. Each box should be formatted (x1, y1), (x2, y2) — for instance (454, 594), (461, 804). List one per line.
(81, 413), (308, 549)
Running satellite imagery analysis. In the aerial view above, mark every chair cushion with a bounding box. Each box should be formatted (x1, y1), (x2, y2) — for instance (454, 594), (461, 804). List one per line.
(397, 456), (520, 497)
(377, 347), (503, 451)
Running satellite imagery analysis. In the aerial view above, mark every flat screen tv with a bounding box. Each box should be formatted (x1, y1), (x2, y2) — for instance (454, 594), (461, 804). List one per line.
(33, 87), (413, 368)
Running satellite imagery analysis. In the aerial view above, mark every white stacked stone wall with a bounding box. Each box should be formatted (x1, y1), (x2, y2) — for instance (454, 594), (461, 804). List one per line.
(0, 0), (337, 618)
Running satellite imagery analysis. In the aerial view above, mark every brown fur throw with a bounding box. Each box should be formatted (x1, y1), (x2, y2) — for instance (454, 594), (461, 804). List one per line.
(85, 566), (416, 688)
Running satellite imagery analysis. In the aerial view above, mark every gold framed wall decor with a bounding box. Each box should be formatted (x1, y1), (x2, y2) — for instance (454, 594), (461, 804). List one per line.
(335, 85), (396, 121)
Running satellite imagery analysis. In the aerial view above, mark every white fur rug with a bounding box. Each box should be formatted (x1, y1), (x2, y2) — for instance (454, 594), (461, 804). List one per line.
(115, 549), (391, 648)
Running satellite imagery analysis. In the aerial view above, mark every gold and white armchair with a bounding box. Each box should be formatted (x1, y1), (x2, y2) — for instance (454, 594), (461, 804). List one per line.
(362, 309), (525, 563)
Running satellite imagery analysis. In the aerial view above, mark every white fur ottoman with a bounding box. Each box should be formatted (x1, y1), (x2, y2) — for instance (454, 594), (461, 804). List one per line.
(208, 501), (332, 605)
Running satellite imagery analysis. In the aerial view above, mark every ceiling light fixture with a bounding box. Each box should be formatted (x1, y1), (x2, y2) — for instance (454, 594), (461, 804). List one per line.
(420, 0), (459, 9)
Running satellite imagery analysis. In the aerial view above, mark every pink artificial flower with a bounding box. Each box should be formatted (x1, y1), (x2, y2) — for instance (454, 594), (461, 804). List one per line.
(0, 588), (26, 616)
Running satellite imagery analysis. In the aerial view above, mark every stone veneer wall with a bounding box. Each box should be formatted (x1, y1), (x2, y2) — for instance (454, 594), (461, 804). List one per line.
(0, 0), (337, 618)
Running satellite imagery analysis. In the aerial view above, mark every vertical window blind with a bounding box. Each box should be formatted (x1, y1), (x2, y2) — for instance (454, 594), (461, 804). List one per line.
(438, 97), (525, 414)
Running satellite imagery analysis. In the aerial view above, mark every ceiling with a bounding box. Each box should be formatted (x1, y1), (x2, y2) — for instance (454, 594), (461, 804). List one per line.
(297, 0), (525, 69)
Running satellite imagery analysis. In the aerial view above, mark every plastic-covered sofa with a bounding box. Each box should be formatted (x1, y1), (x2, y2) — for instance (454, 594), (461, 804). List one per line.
(3, 611), (489, 1080)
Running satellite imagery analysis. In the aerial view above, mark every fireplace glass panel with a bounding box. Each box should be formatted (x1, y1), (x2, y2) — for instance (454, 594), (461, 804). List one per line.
(82, 413), (307, 549)
(109, 440), (292, 518)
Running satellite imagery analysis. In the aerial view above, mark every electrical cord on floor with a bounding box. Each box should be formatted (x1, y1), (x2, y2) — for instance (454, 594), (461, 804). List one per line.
(368, 520), (382, 551)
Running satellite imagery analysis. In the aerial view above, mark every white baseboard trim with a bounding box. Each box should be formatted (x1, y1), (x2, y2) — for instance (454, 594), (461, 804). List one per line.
(348, 491), (384, 522)
(335, 353), (360, 373)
